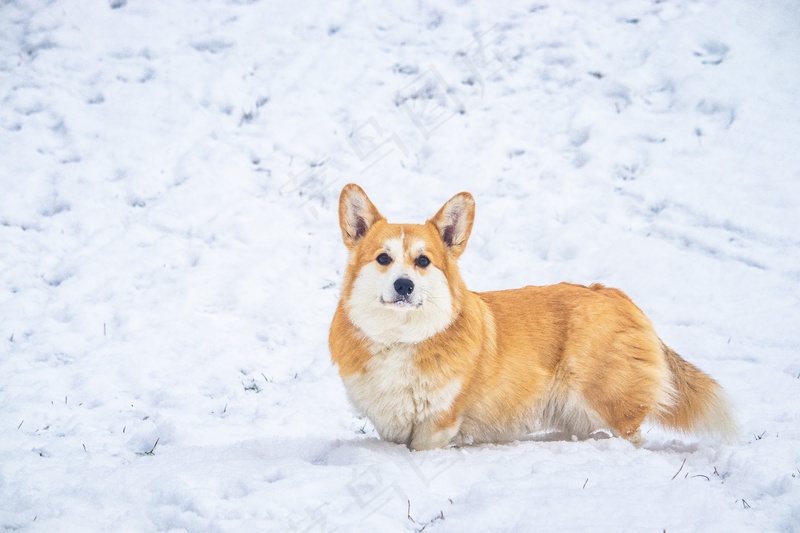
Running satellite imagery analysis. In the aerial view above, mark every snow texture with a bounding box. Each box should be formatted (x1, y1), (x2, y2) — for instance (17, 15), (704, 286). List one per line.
(1, 0), (799, 531)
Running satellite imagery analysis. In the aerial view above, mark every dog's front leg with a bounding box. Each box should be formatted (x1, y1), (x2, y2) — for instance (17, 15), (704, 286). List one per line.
(409, 413), (463, 451)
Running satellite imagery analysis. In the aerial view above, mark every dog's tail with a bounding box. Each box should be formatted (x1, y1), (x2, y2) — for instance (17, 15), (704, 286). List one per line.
(653, 343), (738, 442)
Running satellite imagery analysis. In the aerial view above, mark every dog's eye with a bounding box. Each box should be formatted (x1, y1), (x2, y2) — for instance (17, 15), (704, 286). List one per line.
(376, 253), (392, 266)
(415, 255), (431, 268)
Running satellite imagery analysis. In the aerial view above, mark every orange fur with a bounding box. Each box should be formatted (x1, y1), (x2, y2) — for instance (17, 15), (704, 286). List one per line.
(329, 184), (737, 450)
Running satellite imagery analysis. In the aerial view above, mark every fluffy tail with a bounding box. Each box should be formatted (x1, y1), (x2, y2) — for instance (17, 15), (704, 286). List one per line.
(653, 343), (738, 442)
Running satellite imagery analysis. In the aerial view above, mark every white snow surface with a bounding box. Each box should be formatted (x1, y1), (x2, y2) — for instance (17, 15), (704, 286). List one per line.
(2, 0), (799, 531)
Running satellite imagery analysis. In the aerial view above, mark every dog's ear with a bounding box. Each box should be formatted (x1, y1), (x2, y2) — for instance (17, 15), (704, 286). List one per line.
(339, 184), (384, 249)
(429, 192), (475, 259)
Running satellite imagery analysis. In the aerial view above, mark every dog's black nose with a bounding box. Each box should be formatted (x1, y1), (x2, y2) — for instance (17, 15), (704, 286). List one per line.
(394, 278), (414, 296)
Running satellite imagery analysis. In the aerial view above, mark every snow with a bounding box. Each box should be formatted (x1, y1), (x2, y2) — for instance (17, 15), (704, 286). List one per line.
(1, 0), (799, 531)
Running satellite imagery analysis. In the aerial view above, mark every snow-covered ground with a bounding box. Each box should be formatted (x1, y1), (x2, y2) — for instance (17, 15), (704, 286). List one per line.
(2, 0), (799, 531)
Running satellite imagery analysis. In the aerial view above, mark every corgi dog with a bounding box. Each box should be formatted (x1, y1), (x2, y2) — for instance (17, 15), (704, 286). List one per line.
(329, 184), (737, 450)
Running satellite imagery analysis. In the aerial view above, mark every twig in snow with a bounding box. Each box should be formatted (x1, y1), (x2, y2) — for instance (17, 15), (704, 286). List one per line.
(691, 475), (710, 481)
(583, 478), (588, 489)
(17, 420), (24, 430)
(406, 501), (445, 533)
(671, 458), (686, 480)
(138, 438), (160, 456)
(417, 511), (445, 532)
(243, 380), (260, 393)
(753, 430), (766, 441)
(742, 499), (751, 509)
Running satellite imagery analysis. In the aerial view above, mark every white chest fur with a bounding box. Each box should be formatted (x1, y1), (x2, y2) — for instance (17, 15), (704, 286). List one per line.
(343, 343), (461, 446)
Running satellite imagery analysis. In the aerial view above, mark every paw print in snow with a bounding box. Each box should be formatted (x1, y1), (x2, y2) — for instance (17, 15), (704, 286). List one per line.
(696, 99), (735, 129)
(614, 150), (647, 182)
(693, 41), (729, 65)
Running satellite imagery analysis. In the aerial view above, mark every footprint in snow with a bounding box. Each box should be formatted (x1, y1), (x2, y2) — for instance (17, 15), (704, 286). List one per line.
(641, 79), (676, 113)
(613, 150), (647, 182)
(693, 41), (729, 65)
(696, 99), (736, 129)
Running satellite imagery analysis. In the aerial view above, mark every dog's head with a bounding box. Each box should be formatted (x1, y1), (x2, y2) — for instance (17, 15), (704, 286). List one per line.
(337, 183), (475, 345)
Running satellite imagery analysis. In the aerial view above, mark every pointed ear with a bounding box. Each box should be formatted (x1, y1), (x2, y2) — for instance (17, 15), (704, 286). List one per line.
(429, 192), (475, 258)
(338, 184), (384, 249)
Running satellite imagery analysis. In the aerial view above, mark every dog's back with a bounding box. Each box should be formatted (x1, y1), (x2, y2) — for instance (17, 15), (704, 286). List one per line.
(461, 283), (737, 445)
